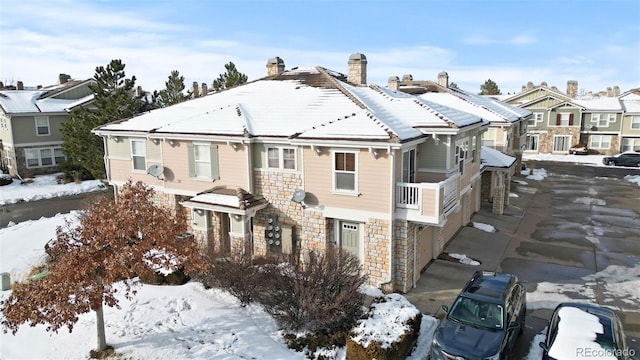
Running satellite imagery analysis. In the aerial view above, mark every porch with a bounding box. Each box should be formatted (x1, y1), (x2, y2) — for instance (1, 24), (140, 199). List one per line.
(394, 176), (459, 225)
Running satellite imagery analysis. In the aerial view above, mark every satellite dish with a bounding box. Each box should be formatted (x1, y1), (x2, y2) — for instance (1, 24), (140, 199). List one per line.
(291, 189), (306, 203)
(147, 164), (165, 178)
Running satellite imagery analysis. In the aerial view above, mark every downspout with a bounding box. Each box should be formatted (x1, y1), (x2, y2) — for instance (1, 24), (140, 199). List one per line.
(245, 141), (253, 193)
(388, 147), (396, 288)
(413, 226), (417, 289)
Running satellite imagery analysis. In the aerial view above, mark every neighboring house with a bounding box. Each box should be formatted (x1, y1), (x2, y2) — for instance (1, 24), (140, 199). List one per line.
(93, 54), (492, 293)
(619, 89), (640, 152)
(387, 72), (531, 215)
(0, 75), (93, 176)
(505, 81), (633, 155)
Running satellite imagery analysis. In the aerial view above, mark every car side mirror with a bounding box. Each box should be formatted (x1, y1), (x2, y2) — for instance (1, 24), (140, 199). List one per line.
(441, 305), (449, 314)
(539, 341), (548, 353)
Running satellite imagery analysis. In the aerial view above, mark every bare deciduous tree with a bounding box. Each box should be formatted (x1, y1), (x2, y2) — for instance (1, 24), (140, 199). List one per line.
(1, 181), (207, 356)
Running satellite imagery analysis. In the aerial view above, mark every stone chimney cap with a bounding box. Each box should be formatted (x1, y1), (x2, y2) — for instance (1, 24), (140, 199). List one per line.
(267, 57), (284, 65)
(438, 71), (448, 76)
(388, 76), (399, 81)
(348, 53), (367, 64)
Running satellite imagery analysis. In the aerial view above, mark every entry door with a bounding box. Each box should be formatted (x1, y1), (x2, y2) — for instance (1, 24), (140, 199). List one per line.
(340, 221), (360, 259)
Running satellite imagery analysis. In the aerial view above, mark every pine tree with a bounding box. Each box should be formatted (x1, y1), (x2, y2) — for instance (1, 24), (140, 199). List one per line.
(157, 70), (190, 107)
(0, 181), (207, 356)
(212, 62), (248, 91)
(61, 59), (143, 179)
(479, 79), (502, 95)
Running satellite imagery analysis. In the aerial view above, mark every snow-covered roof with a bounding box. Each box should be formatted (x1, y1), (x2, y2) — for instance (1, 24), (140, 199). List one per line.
(481, 146), (516, 169)
(0, 87), (90, 115)
(449, 88), (531, 121)
(574, 97), (622, 111)
(418, 92), (505, 124)
(620, 98), (640, 113)
(97, 67), (485, 142)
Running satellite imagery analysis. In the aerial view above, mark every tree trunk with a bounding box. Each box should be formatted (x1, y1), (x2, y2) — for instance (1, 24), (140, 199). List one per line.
(95, 306), (107, 351)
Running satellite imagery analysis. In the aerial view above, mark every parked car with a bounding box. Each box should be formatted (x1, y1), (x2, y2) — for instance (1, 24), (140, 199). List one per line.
(602, 152), (640, 167)
(569, 144), (589, 155)
(539, 303), (630, 360)
(429, 271), (526, 360)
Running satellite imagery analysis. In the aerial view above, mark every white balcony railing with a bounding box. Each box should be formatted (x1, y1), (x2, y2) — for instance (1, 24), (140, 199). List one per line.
(395, 176), (459, 223)
(395, 182), (421, 209)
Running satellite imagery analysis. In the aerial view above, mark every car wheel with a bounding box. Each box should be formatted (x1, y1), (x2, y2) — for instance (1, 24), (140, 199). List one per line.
(607, 160), (616, 166)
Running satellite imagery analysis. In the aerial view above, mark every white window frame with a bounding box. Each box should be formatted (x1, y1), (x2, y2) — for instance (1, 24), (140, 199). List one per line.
(558, 113), (571, 126)
(24, 146), (66, 168)
(552, 135), (572, 152)
(35, 116), (50, 136)
(529, 112), (543, 127)
(332, 150), (358, 195)
(590, 135), (611, 150)
(525, 135), (539, 151)
(193, 143), (212, 179)
(622, 138), (640, 152)
(266, 146), (296, 170)
(631, 116), (640, 130)
(592, 113), (616, 127)
(130, 139), (146, 172)
(481, 128), (496, 148)
(455, 139), (469, 175)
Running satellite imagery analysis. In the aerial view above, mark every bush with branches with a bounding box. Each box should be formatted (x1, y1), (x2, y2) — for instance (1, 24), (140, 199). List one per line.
(256, 248), (367, 350)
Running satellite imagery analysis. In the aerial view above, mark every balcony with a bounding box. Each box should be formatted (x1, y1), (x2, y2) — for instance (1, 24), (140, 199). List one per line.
(395, 176), (459, 225)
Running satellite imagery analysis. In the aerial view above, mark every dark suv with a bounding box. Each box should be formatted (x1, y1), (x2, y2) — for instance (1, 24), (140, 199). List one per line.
(602, 152), (640, 167)
(430, 271), (526, 360)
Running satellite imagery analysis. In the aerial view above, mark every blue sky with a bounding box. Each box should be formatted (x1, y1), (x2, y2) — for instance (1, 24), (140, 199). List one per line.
(1, 0), (639, 95)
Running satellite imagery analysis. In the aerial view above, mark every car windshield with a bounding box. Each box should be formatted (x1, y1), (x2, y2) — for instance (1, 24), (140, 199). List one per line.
(448, 296), (504, 329)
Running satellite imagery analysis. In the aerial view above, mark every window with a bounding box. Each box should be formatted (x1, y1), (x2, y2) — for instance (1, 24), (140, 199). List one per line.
(553, 135), (571, 152)
(131, 139), (146, 171)
(471, 136), (477, 163)
(631, 116), (640, 130)
(35, 117), (50, 136)
(401, 149), (416, 183)
(590, 135), (611, 150)
(194, 144), (211, 178)
(188, 143), (219, 180)
(455, 139), (468, 175)
(622, 138), (640, 152)
(529, 113), (543, 127)
(592, 113), (616, 127)
(554, 113), (573, 126)
(525, 135), (538, 151)
(334, 151), (356, 192)
(266, 147), (296, 170)
(24, 146), (66, 168)
(482, 128), (496, 147)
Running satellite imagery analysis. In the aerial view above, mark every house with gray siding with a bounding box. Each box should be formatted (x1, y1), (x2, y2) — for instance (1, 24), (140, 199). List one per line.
(0, 75), (93, 176)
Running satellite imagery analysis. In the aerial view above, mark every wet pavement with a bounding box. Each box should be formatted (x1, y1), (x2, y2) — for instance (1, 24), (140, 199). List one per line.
(405, 161), (640, 359)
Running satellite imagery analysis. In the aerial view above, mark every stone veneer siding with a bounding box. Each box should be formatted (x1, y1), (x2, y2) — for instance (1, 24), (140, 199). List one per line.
(363, 219), (391, 288)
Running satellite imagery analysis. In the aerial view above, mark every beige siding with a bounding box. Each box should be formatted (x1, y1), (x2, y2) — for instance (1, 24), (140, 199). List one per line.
(107, 139), (249, 192)
(107, 138), (130, 159)
(303, 147), (390, 213)
(417, 141), (447, 169)
(421, 187), (438, 217)
(416, 226), (433, 271)
(441, 208), (463, 246)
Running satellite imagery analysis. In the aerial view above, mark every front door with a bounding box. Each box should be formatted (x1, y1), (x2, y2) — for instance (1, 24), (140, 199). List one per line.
(340, 221), (360, 259)
(402, 149), (416, 183)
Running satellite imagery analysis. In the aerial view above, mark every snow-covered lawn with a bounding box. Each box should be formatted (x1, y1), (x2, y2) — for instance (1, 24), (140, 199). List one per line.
(0, 173), (105, 205)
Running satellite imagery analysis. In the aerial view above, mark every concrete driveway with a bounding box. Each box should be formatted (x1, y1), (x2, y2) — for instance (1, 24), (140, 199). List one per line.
(405, 161), (640, 358)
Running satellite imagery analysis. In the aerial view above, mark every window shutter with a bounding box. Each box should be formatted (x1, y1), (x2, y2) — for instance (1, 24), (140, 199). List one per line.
(210, 144), (220, 180)
(569, 113), (574, 126)
(556, 114), (561, 126)
(187, 143), (195, 177)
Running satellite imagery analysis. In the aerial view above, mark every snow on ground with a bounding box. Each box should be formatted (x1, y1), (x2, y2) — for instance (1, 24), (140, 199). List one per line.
(448, 253), (480, 266)
(0, 173), (105, 205)
(509, 192), (519, 198)
(471, 222), (496, 232)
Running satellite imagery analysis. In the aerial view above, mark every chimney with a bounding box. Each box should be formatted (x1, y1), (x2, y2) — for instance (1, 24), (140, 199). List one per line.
(266, 57), (285, 76)
(17, 81), (24, 90)
(388, 76), (399, 90)
(402, 74), (413, 82)
(527, 81), (534, 90)
(566, 80), (578, 98)
(191, 81), (199, 98)
(541, 81), (548, 87)
(347, 53), (367, 86)
(613, 86), (620, 96)
(437, 71), (449, 88)
(58, 73), (71, 84)
(201, 83), (208, 96)
(521, 85), (527, 92)
(606, 87), (612, 97)
(135, 86), (143, 97)
(551, 86), (559, 92)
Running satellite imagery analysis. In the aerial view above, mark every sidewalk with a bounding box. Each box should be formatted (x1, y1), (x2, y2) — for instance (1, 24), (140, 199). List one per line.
(404, 174), (539, 318)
